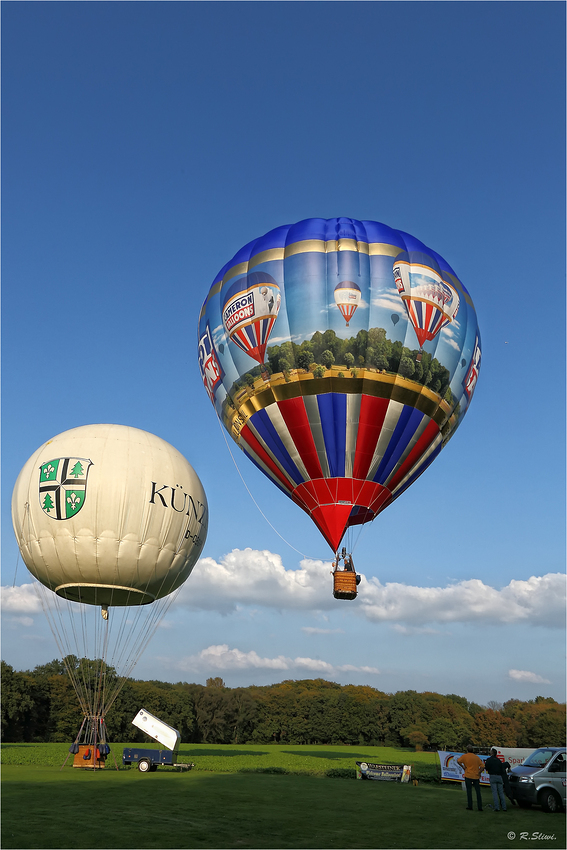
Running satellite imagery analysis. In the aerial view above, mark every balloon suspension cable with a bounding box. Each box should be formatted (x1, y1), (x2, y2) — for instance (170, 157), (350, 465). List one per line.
(344, 521), (367, 557)
(216, 417), (329, 562)
(31, 577), (182, 725)
(12, 537), (23, 587)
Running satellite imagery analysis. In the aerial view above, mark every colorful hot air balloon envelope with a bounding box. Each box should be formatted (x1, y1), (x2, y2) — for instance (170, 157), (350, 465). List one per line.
(198, 217), (481, 553)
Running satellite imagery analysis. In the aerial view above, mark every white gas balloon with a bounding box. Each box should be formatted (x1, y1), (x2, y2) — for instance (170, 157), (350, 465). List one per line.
(11, 424), (208, 756)
(12, 423), (208, 608)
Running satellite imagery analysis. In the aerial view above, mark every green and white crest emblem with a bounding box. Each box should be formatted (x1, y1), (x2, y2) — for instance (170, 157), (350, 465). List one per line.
(39, 457), (93, 520)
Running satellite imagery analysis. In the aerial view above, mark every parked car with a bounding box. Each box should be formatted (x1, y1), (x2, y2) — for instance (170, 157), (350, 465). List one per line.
(508, 747), (566, 813)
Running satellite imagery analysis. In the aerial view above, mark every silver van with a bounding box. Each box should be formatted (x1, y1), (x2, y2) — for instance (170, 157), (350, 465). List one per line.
(508, 747), (566, 813)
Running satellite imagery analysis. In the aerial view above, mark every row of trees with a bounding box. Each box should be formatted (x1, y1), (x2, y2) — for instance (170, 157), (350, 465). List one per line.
(230, 328), (454, 402)
(2, 660), (565, 750)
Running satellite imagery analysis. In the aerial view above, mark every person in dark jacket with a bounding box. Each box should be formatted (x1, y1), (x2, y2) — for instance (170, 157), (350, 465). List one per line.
(501, 760), (517, 806)
(484, 748), (507, 811)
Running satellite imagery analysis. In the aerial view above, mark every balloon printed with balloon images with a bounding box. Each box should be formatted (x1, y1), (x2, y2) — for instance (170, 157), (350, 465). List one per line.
(198, 217), (481, 590)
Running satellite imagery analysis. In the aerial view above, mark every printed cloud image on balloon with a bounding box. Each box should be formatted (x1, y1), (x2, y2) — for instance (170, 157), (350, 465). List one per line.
(198, 217), (481, 602)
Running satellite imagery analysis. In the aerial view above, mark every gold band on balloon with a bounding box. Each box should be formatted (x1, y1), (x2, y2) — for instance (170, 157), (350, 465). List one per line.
(223, 368), (459, 443)
(200, 237), (473, 320)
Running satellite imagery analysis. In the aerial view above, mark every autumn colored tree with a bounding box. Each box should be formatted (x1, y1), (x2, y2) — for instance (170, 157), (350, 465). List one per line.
(3, 659), (565, 749)
(469, 709), (519, 747)
(502, 697), (566, 747)
(400, 723), (429, 749)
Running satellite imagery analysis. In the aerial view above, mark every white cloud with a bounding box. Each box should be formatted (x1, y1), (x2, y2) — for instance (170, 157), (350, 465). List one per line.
(508, 669), (552, 685)
(437, 321), (462, 352)
(1, 583), (43, 613)
(179, 549), (331, 613)
(294, 656), (334, 673)
(6, 615), (35, 628)
(359, 572), (566, 627)
(371, 290), (404, 313)
(337, 664), (380, 674)
(301, 626), (344, 635)
(391, 624), (444, 636)
(178, 550), (566, 628)
(162, 643), (379, 677)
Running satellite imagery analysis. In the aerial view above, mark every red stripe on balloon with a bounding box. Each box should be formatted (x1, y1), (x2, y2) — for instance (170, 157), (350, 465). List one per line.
(277, 397), (323, 479)
(352, 395), (390, 479)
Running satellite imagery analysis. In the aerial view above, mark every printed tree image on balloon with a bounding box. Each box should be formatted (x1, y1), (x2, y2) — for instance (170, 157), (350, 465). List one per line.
(198, 217), (481, 601)
(11, 424), (208, 768)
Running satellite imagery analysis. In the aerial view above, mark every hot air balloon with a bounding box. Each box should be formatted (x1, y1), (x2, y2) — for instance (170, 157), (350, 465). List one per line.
(222, 271), (281, 365)
(334, 280), (361, 326)
(12, 424), (208, 763)
(393, 251), (460, 360)
(198, 217), (480, 599)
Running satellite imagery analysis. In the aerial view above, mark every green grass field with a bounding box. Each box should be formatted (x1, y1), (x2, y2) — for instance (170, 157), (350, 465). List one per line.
(2, 744), (565, 849)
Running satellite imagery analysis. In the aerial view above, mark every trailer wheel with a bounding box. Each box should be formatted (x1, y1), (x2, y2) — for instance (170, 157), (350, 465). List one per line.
(138, 758), (151, 773)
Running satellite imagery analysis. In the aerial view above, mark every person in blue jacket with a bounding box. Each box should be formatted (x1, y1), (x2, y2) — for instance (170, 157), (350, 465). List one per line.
(484, 748), (507, 811)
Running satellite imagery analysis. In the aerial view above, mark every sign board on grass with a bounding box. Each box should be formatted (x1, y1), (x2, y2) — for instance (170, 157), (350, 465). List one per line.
(356, 762), (411, 782)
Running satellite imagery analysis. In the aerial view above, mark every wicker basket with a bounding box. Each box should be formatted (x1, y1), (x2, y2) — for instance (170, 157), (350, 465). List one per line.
(73, 744), (106, 769)
(333, 570), (357, 600)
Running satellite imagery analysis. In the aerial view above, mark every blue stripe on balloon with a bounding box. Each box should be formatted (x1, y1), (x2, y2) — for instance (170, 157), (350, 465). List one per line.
(414, 301), (424, 328)
(317, 393), (346, 478)
(373, 406), (424, 484)
(260, 318), (271, 344)
(390, 440), (443, 499)
(243, 325), (256, 346)
(250, 409), (304, 486)
(240, 444), (292, 497)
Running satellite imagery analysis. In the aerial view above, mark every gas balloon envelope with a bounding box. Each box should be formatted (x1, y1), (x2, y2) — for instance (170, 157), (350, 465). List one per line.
(12, 424), (208, 750)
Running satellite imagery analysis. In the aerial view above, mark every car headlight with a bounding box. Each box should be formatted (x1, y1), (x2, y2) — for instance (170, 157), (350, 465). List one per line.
(519, 776), (534, 783)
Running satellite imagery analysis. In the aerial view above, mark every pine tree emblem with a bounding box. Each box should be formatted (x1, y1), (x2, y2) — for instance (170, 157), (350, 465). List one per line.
(38, 457), (92, 520)
(42, 492), (55, 513)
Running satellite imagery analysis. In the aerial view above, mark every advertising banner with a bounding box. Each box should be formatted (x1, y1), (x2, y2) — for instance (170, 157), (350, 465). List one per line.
(438, 751), (490, 786)
(356, 762), (411, 782)
(438, 749), (534, 785)
(492, 748), (534, 768)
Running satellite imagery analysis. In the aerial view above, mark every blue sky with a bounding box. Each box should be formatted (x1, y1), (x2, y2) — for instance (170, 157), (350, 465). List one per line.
(2, 1), (565, 706)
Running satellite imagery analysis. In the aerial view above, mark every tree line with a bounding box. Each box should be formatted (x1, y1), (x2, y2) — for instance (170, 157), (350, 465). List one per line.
(2, 659), (565, 750)
(230, 328), (455, 404)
